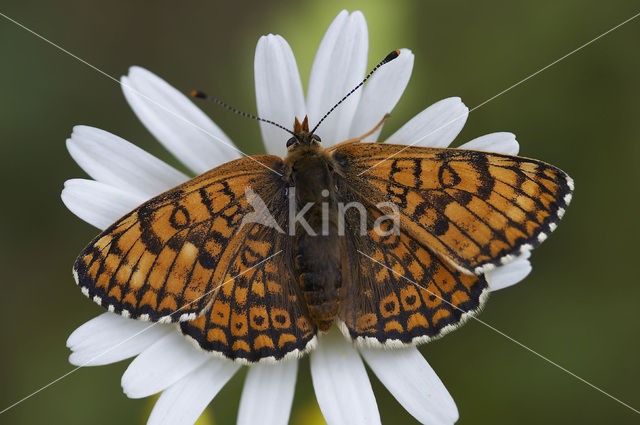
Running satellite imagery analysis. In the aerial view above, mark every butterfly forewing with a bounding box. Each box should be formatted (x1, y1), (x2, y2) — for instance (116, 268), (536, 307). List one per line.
(334, 143), (573, 275)
(73, 155), (290, 323)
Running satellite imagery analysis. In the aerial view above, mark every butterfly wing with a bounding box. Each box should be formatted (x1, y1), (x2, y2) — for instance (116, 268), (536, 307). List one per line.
(73, 155), (291, 323)
(333, 143), (573, 275)
(337, 190), (488, 345)
(180, 217), (318, 363)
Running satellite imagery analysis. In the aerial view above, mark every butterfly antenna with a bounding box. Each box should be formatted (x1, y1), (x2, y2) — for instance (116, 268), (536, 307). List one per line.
(190, 90), (296, 136)
(311, 49), (401, 134)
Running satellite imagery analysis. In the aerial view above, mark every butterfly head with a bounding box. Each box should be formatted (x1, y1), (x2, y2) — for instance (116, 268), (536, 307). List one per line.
(286, 116), (322, 152)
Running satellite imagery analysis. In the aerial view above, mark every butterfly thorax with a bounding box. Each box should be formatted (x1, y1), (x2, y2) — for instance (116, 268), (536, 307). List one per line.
(284, 118), (343, 332)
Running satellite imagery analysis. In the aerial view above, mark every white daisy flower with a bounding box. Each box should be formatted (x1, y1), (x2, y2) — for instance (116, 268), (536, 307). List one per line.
(63, 9), (532, 425)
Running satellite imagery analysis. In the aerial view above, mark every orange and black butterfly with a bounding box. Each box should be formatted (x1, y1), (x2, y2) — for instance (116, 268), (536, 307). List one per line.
(73, 51), (573, 362)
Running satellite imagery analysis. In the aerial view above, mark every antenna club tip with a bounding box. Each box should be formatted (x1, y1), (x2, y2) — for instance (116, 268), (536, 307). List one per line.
(384, 50), (401, 63)
(190, 90), (206, 99)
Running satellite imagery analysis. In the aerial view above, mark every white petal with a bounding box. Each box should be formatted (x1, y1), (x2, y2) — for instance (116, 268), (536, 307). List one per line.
(237, 359), (298, 425)
(487, 252), (532, 291)
(147, 358), (240, 425)
(458, 132), (519, 155)
(122, 67), (240, 174)
(121, 332), (212, 398)
(361, 346), (458, 425)
(310, 329), (380, 425)
(67, 313), (171, 366)
(254, 34), (306, 158)
(349, 49), (414, 143)
(67, 126), (188, 198)
(386, 98), (468, 148)
(61, 179), (145, 230)
(306, 10), (369, 145)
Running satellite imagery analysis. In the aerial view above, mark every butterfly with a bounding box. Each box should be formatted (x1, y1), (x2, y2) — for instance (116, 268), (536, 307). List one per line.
(72, 51), (573, 363)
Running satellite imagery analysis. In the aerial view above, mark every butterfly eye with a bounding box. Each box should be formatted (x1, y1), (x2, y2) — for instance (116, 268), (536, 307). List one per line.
(286, 137), (297, 147)
(313, 134), (322, 142)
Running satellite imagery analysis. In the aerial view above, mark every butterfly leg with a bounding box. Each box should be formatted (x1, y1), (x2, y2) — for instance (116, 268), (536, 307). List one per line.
(325, 113), (390, 152)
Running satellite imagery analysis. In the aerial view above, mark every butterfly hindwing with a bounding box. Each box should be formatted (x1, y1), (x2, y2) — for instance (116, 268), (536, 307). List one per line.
(337, 190), (488, 345)
(334, 143), (573, 275)
(180, 220), (318, 362)
(73, 155), (289, 323)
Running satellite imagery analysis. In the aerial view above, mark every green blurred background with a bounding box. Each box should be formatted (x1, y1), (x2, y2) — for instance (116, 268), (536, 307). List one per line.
(1, 0), (639, 424)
